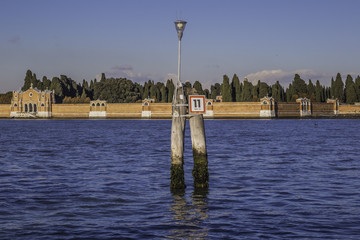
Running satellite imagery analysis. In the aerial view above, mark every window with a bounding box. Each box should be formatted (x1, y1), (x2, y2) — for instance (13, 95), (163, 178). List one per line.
(41, 103), (45, 107)
(144, 102), (149, 106)
(96, 103), (100, 107)
(91, 103), (95, 106)
(14, 103), (18, 107)
(101, 103), (105, 106)
(29, 92), (33, 97)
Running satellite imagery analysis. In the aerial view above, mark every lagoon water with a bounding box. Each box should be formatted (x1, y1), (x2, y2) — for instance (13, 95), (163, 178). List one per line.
(1, 119), (360, 239)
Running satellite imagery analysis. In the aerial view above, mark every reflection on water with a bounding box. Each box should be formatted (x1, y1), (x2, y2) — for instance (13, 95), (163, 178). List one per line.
(168, 188), (209, 239)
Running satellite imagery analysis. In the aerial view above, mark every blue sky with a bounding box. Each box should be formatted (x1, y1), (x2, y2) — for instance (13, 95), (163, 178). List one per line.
(1, 0), (360, 93)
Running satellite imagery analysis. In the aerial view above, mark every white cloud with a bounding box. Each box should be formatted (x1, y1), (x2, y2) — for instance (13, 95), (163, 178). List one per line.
(245, 69), (332, 86)
(165, 73), (177, 82)
(96, 65), (163, 84)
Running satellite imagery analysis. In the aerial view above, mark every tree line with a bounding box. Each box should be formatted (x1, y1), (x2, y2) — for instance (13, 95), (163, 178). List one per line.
(0, 70), (360, 104)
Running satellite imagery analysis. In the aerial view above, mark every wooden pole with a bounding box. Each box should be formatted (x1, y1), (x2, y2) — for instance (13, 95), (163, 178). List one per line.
(170, 85), (187, 189)
(188, 88), (208, 188)
(189, 108), (209, 188)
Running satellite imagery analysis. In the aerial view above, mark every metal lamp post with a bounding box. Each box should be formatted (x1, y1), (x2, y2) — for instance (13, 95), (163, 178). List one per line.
(171, 20), (187, 190)
(174, 20), (187, 87)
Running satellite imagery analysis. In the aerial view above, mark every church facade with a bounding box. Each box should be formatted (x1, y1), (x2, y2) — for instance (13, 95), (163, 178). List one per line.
(10, 84), (55, 118)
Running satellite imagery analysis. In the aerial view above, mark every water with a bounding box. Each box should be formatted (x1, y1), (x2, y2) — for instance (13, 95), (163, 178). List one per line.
(1, 119), (360, 239)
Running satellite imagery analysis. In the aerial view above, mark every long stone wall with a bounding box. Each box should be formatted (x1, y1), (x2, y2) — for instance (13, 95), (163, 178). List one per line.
(277, 103), (300, 118)
(0, 104), (10, 118)
(106, 103), (142, 118)
(52, 104), (90, 118)
(339, 105), (360, 115)
(312, 103), (334, 117)
(212, 102), (261, 118)
(2, 101), (360, 119)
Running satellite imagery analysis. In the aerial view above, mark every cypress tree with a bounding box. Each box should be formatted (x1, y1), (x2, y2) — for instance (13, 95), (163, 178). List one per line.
(345, 75), (357, 104)
(334, 73), (344, 102)
(21, 70), (33, 91)
(210, 83), (221, 99)
(259, 81), (270, 99)
(307, 80), (316, 101)
(231, 74), (241, 102)
(241, 80), (253, 102)
(315, 80), (323, 102)
(221, 75), (232, 102)
(160, 85), (167, 102)
(272, 81), (284, 102)
(355, 76), (360, 101)
(193, 81), (204, 95)
(330, 77), (335, 98)
(166, 79), (175, 102)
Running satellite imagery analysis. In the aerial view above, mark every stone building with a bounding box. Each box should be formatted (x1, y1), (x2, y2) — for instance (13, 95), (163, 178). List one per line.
(10, 84), (55, 118)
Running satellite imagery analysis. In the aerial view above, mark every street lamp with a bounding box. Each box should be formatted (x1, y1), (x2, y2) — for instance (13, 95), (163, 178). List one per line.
(174, 20), (187, 87)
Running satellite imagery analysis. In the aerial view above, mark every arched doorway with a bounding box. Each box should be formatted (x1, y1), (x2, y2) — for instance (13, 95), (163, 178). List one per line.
(29, 103), (33, 112)
(24, 104), (28, 112)
(34, 104), (37, 112)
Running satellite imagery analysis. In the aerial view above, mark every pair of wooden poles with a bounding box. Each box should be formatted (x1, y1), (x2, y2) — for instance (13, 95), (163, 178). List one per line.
(170, 85), (208, 189)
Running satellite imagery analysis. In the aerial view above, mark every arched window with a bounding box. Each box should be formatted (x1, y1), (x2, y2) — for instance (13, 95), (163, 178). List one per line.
(96, 103), (101, 106)
(144, 102), (149, 106)
(41, 103), (45, 107)
(34, 104), (37, 112)
(101, 103), (105, 106)
(24, 104), (28, 112)
(14, 103), (18, 107)
(91, 103), (95, 106)
(29, 103), (33, 112)
(207, 102), (212, 106)
(262, 101), (268, 105)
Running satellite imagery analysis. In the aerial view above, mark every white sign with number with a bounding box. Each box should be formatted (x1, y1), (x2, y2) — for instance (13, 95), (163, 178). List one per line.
(189, 95), (206, 114)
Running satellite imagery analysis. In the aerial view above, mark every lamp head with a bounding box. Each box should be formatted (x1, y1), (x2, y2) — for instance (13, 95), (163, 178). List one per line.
(174, 20), (187, 40)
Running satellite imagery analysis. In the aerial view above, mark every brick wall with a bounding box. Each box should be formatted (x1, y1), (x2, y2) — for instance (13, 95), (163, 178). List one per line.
(0, 104), (10, 118)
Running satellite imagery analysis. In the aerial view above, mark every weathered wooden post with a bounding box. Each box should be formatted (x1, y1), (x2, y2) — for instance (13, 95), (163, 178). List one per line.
(188, 91), (209, 188)
(170, 85), (187, 189)
(171, 20), (187, 189)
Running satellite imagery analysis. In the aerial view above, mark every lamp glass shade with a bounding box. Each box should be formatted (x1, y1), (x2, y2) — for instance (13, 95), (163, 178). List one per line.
(174, 20), (187, 40)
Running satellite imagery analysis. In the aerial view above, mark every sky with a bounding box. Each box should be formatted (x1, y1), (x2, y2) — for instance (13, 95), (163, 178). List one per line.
(1, 0), (360, 93)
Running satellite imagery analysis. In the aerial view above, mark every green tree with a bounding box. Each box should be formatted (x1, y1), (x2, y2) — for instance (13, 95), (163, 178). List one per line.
(292, 74), (308, 98)
(166, 79), (175, 102)
(210, 83), (221, 99)
(271, 81), (285, 102)
(330, 77), (335, 98)
(345, 75), (357, 104)
(334, 73), (344, 102)
(0, 92), (12, 104)
(241, 80), (253, 102)
(42, 76), (51, 90)
(160, 84), (167, 102)
(307, 80), (316, 101)
(355, 76), (360, 101)
(193, 81), (204, 95)
(204, 89), (210, 99)
(231, 74), (241, 102)
(221, 75), (232, 102)
(315, 80), (324, 102)
(259, 81), (270, 99)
